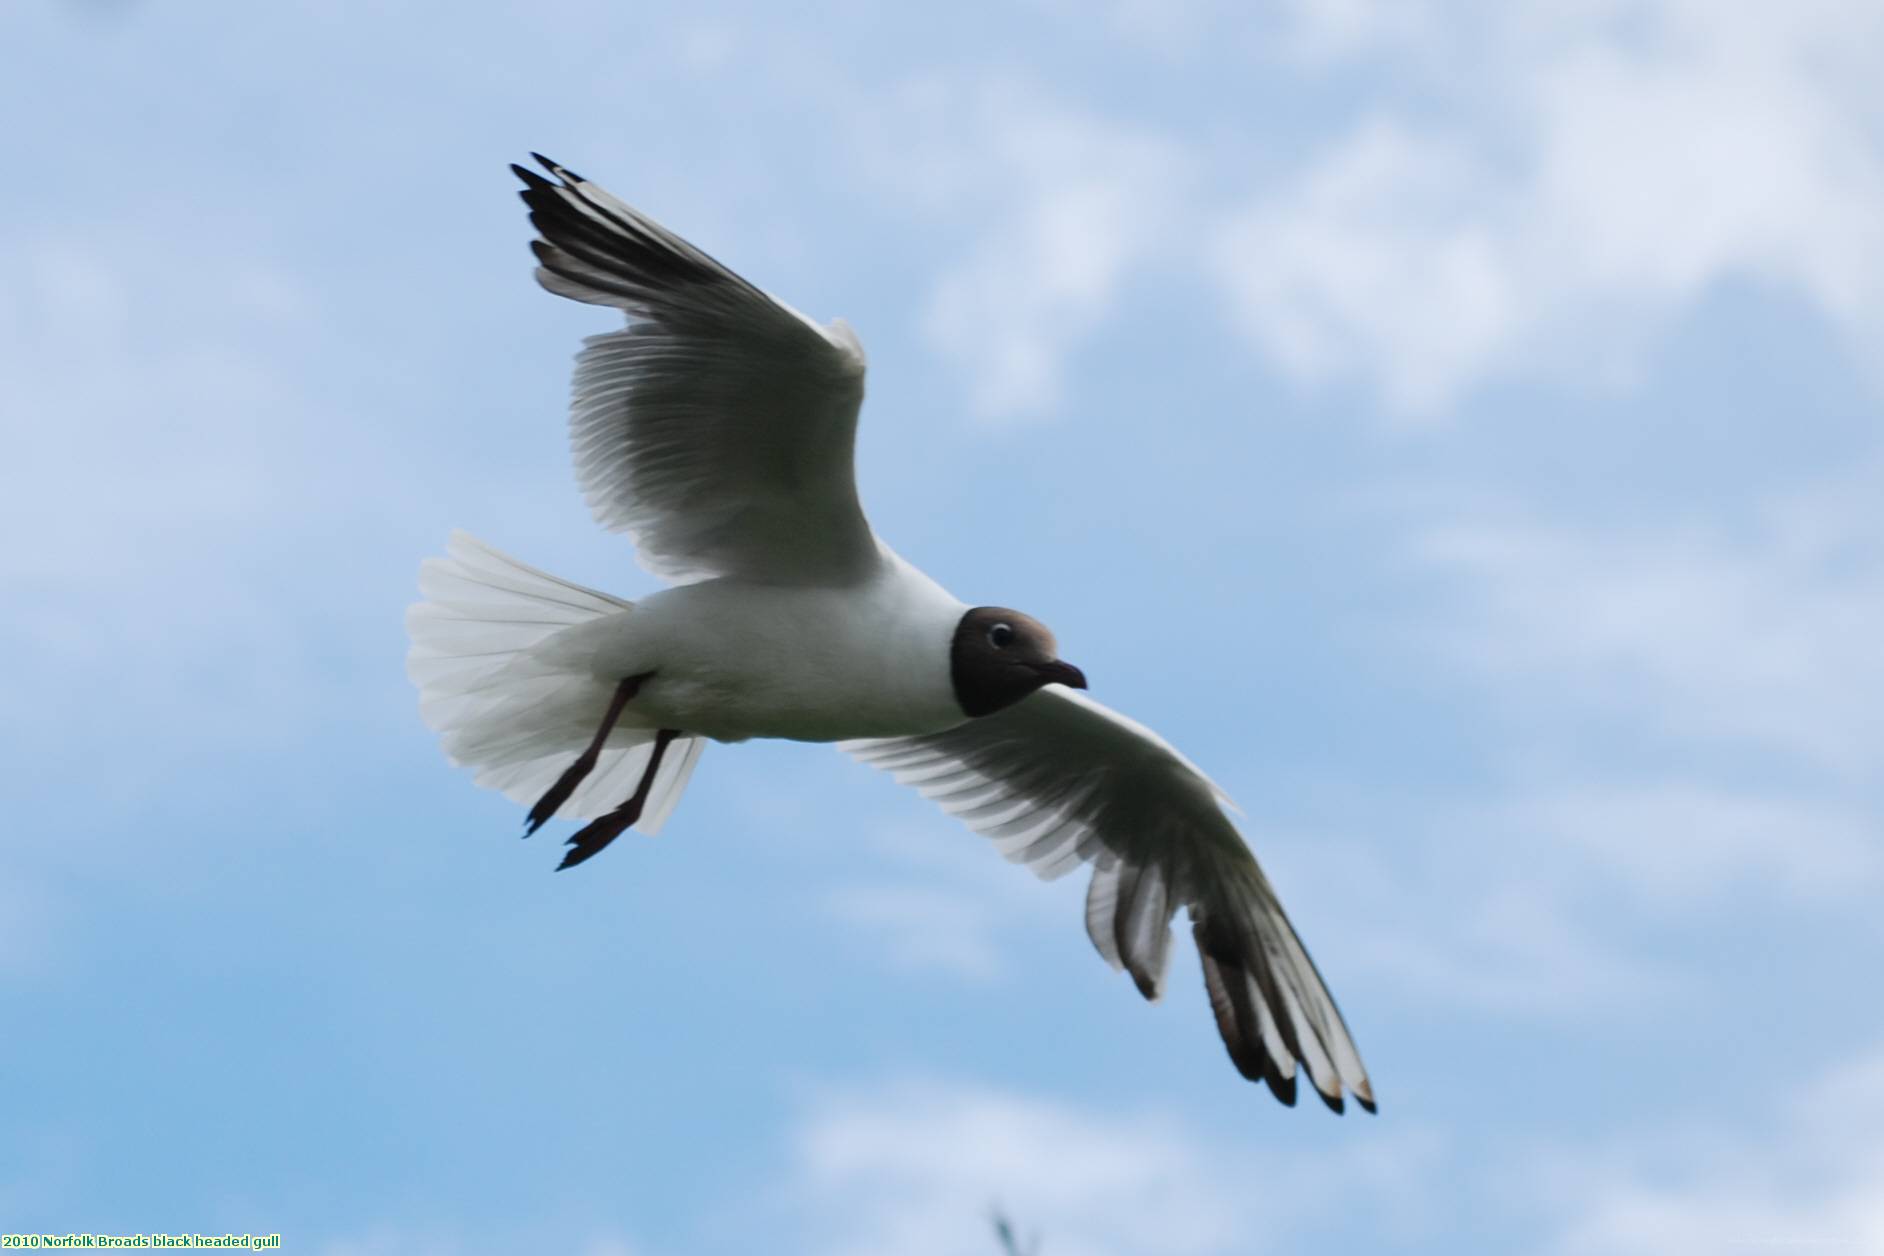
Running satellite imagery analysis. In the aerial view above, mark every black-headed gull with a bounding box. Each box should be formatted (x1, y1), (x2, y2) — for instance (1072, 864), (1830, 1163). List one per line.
(407, 155), (1374, 1113)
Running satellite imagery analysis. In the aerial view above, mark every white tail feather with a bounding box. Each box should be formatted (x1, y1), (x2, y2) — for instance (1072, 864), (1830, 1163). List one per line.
(406, 531), (703, 832)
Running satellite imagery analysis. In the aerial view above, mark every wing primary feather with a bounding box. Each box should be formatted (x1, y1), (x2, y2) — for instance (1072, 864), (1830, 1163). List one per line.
(1115, 864), (1174, 1001)
(512, 162), (555, 192)
(1084, 863), (1126, 971)
(1199, 942), (1297, 1105)
(837, 686), (1373, 1114)
(952, 793), (1033, 829)
(1279, 975), (1346, 1113)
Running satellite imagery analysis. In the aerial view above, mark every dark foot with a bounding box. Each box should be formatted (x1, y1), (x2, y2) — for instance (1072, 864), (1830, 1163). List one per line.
(557, 729), (679, 870)
(523, 673), (649, 837)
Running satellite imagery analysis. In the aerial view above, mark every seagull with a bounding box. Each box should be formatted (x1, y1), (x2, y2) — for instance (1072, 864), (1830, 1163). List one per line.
(407, 154), (1375, 1114)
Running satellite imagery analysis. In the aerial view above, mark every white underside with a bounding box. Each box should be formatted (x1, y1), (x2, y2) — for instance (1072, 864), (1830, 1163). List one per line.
(404, 531), (967, 827)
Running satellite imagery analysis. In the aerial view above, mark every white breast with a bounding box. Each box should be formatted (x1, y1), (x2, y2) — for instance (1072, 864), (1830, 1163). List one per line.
(597, 549), (970, 744)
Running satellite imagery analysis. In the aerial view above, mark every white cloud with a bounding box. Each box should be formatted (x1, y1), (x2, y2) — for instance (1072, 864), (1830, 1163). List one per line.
(1291, 765), (1881, 1021)
(823, 815), (1069, 983)
(1274, 0), (1443, 65)
(1318, 465), (1884, 1024)
(1523, 782), (1883, 911)
(1301, 815), (1679, 1019)
(826, 881), (1005, 981)
(1537, 1047), (1884, 1255)
(1215, 119), (1514, 414)
(1304, 457), (1884, 1024)
(577, 1239), (644, 1256)
(0, 209), (487, 792)
(782, 1077), (1437, 1256)
(1025, 0), (1258, 60)
(0, 232), (355, 790)
(1409, 471), (1884, 775)
(756, 1053), (1884, 1256)
(858, 78), (1191, 420)
(1214, 0), (1884, 415)
(849, 2), (1884, 422)
(1348, 877), (1677, 1018)
(0, 236), (298, 585)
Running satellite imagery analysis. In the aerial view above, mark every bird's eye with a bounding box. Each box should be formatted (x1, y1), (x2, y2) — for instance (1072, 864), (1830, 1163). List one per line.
(987, 622), (1015, 650)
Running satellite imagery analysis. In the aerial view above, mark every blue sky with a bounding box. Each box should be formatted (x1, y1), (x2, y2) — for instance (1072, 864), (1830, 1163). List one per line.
(5, 1), (1883, 1252)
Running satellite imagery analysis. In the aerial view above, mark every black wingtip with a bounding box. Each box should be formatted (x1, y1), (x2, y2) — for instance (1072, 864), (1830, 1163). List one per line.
(1357, 1093), (1379, 1116)
(511, 162), (554, 193)
(1316, 1087), (1346, 1116)
(555, 836), (604, 871)
(531, 152), (583, 183)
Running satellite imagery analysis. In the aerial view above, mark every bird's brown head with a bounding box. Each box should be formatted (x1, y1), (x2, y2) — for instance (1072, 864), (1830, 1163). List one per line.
(950, 606), (1088, 718)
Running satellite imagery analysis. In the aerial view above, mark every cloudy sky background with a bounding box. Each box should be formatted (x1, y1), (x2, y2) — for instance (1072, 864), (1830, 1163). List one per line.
(5, 1), (1883, 1251)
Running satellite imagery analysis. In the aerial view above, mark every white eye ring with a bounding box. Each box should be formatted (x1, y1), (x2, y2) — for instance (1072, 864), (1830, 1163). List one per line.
(987, 622), (1015, 649)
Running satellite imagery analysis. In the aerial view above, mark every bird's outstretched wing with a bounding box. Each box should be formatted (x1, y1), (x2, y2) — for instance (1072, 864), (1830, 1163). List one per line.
(516, 154), (878, 586)
(843, 687), (1375, 1113)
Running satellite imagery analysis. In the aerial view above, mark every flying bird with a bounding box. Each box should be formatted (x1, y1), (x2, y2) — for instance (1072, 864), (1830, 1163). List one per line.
(407, 154), (1375, 1113)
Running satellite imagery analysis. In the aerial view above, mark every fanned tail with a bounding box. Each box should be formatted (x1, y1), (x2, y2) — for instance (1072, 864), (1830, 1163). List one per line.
(405, 531), (703, 832)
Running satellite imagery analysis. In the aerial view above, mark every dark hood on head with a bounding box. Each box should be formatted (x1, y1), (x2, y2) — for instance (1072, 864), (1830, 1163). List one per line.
(950, 606), (1087, 718)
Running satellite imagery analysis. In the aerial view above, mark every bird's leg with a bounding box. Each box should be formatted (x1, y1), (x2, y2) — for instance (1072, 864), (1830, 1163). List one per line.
(523, 672), (651, 837)
(557, 728), (681, 871)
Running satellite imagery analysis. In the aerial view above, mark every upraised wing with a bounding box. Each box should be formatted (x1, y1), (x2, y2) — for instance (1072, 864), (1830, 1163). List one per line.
(516, 154), (878, 586)
(844, 687), (1375, 1113)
